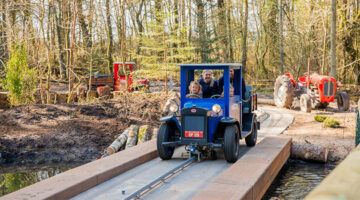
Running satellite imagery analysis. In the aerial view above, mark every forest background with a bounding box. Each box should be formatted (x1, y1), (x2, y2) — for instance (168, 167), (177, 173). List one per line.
(0, 0), (359, 105)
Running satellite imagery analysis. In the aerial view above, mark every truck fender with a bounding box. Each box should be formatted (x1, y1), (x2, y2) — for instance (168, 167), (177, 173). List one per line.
(218, 117), (241, 137)
(242, 113), (260, 139)
(160, 115), (181, 133)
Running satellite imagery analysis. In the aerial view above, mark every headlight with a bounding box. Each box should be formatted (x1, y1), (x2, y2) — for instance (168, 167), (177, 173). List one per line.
(212, 104), (221, 113)
(169, 104), (179, 112)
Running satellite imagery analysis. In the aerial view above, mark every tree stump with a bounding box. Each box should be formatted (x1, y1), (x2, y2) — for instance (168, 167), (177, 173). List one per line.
(138, 125), (150, 144)
(97, 86), (111, 99)
(126, 125), (139, 148)
(0, 92), (9, 109)
(77, 87), (87, 100)
(291, 141), (329, 163)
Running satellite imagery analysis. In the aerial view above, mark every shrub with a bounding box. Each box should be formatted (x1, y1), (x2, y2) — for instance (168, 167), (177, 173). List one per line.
(323, 118), (340, 128)
(2, 44), (38, 106)
(314, 115), (328, 122)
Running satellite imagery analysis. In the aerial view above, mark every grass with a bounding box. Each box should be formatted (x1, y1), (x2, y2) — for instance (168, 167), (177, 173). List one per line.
(314, 115), (328, 122)
(323, 117), (340, 128)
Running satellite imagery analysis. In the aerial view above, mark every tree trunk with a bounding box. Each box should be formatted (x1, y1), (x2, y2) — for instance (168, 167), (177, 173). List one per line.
(120, 0), (128, 90)
(241, 0), (248, 74)
(77, 0), (92, 48)
(195, 0), (208, 63)
(54, 3), (67, 79)
(291, 142), (329, 163)
(69, 0), (76, 97)
(330, 0), (336, 78)
(227, 0), (234, 62)
(217, 0), (228, 62)
(105, 0), (113, 74)
(0, 0), (8, 66)
(279, 0), (284, 74)
(135, 0), (145, 55)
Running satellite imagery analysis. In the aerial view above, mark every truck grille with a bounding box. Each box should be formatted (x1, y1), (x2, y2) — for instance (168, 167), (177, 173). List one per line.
(183, 116), (205, 138)
(323, 81), (334, 97)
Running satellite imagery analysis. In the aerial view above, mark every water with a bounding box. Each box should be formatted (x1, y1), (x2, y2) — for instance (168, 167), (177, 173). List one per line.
(263, 159), (337, 200)
(0, 164), (82, 196)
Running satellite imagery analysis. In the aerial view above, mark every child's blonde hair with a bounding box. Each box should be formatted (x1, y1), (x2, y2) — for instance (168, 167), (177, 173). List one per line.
(188, 81), (202, 95)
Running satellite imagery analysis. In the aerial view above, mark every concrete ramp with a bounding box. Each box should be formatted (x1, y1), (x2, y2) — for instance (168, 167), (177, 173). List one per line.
(193, 137), (292, 200)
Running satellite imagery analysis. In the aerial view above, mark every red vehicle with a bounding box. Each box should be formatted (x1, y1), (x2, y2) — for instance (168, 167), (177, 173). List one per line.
(274, 72), (349, 112)
(89, 62), (150, 92)
(113, 62), (150, 91)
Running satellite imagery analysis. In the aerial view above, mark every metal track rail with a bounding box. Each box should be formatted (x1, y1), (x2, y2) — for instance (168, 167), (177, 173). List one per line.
(124, 156), (197, 200)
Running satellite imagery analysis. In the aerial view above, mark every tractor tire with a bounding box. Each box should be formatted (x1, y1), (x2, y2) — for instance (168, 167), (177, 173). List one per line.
(224, 124), (240, 163)
(157, 123), (175, 160)
(274, 75), (294, 108)
(300, 94), (311, 113)
(245, 118), (258, 147)
(337, 92), (350, 111)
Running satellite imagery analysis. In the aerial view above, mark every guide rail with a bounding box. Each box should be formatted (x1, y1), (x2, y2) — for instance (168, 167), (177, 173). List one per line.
(124, 156), (197, 200)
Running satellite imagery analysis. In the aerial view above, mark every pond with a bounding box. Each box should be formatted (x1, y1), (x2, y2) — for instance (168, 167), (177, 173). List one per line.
(0, 163), (83, 197)
(263, 159), (337, 200)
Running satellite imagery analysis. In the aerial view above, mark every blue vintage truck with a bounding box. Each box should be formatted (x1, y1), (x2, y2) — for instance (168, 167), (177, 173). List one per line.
(157, 63), (259, 163)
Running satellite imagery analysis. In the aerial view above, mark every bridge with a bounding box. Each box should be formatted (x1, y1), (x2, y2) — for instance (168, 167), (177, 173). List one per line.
(2, 107), (294, 200)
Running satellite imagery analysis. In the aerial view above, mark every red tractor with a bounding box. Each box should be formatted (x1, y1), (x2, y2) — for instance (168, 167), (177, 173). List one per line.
(88, 62), (150, 92)
(274, 72), (349, 112)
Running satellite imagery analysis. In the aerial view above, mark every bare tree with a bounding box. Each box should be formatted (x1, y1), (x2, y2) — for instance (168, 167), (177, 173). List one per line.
(241, 0), (248, 74)
(330, 0), (336, 78)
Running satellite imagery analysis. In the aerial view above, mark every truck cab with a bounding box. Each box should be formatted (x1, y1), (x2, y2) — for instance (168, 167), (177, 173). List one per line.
(157, 63), (259, 163)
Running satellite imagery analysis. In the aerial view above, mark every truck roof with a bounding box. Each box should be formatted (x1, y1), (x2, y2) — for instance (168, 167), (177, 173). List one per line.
(178, 63), (241, 69)
(113, 62), (136, 64)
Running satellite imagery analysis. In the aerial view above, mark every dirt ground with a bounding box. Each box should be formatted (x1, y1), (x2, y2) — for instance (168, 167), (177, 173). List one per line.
(264, 101), (357, 162)
(0, 92), (170, 166)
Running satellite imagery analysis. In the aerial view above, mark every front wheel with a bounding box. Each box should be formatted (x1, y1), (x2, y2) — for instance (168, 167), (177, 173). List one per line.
(245, 118), (258, 146)
(157, 123), (175, 160)
(337, 92), (350, 111)
(224, 124), (239, 163)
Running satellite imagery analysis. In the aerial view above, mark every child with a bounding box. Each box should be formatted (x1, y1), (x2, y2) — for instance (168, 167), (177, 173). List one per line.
(186, 81), (202, 98)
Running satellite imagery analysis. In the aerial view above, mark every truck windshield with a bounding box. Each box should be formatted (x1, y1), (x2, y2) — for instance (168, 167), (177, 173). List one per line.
(118, 65), (131, 77)
(186, 69), (225, 99)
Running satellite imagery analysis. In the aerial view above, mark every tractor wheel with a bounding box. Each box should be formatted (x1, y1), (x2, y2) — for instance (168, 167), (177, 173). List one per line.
(337, 92), (350, 111)
(157, 123), (175, 160)
(274, 75), (294, 108)
(224, 124), (239, 163)
(300, 94), (311, 113)
(245, 118), (258, 147)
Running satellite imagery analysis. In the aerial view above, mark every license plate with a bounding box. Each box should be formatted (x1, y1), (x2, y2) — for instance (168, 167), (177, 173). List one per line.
(185, 131), (203, 138)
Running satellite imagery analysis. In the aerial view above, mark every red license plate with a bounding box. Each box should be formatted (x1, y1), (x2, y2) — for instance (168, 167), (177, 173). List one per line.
(185, 131), (203, 138)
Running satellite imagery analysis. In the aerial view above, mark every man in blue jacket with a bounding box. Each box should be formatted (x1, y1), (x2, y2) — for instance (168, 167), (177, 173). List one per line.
(197, 70), (219, 98)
